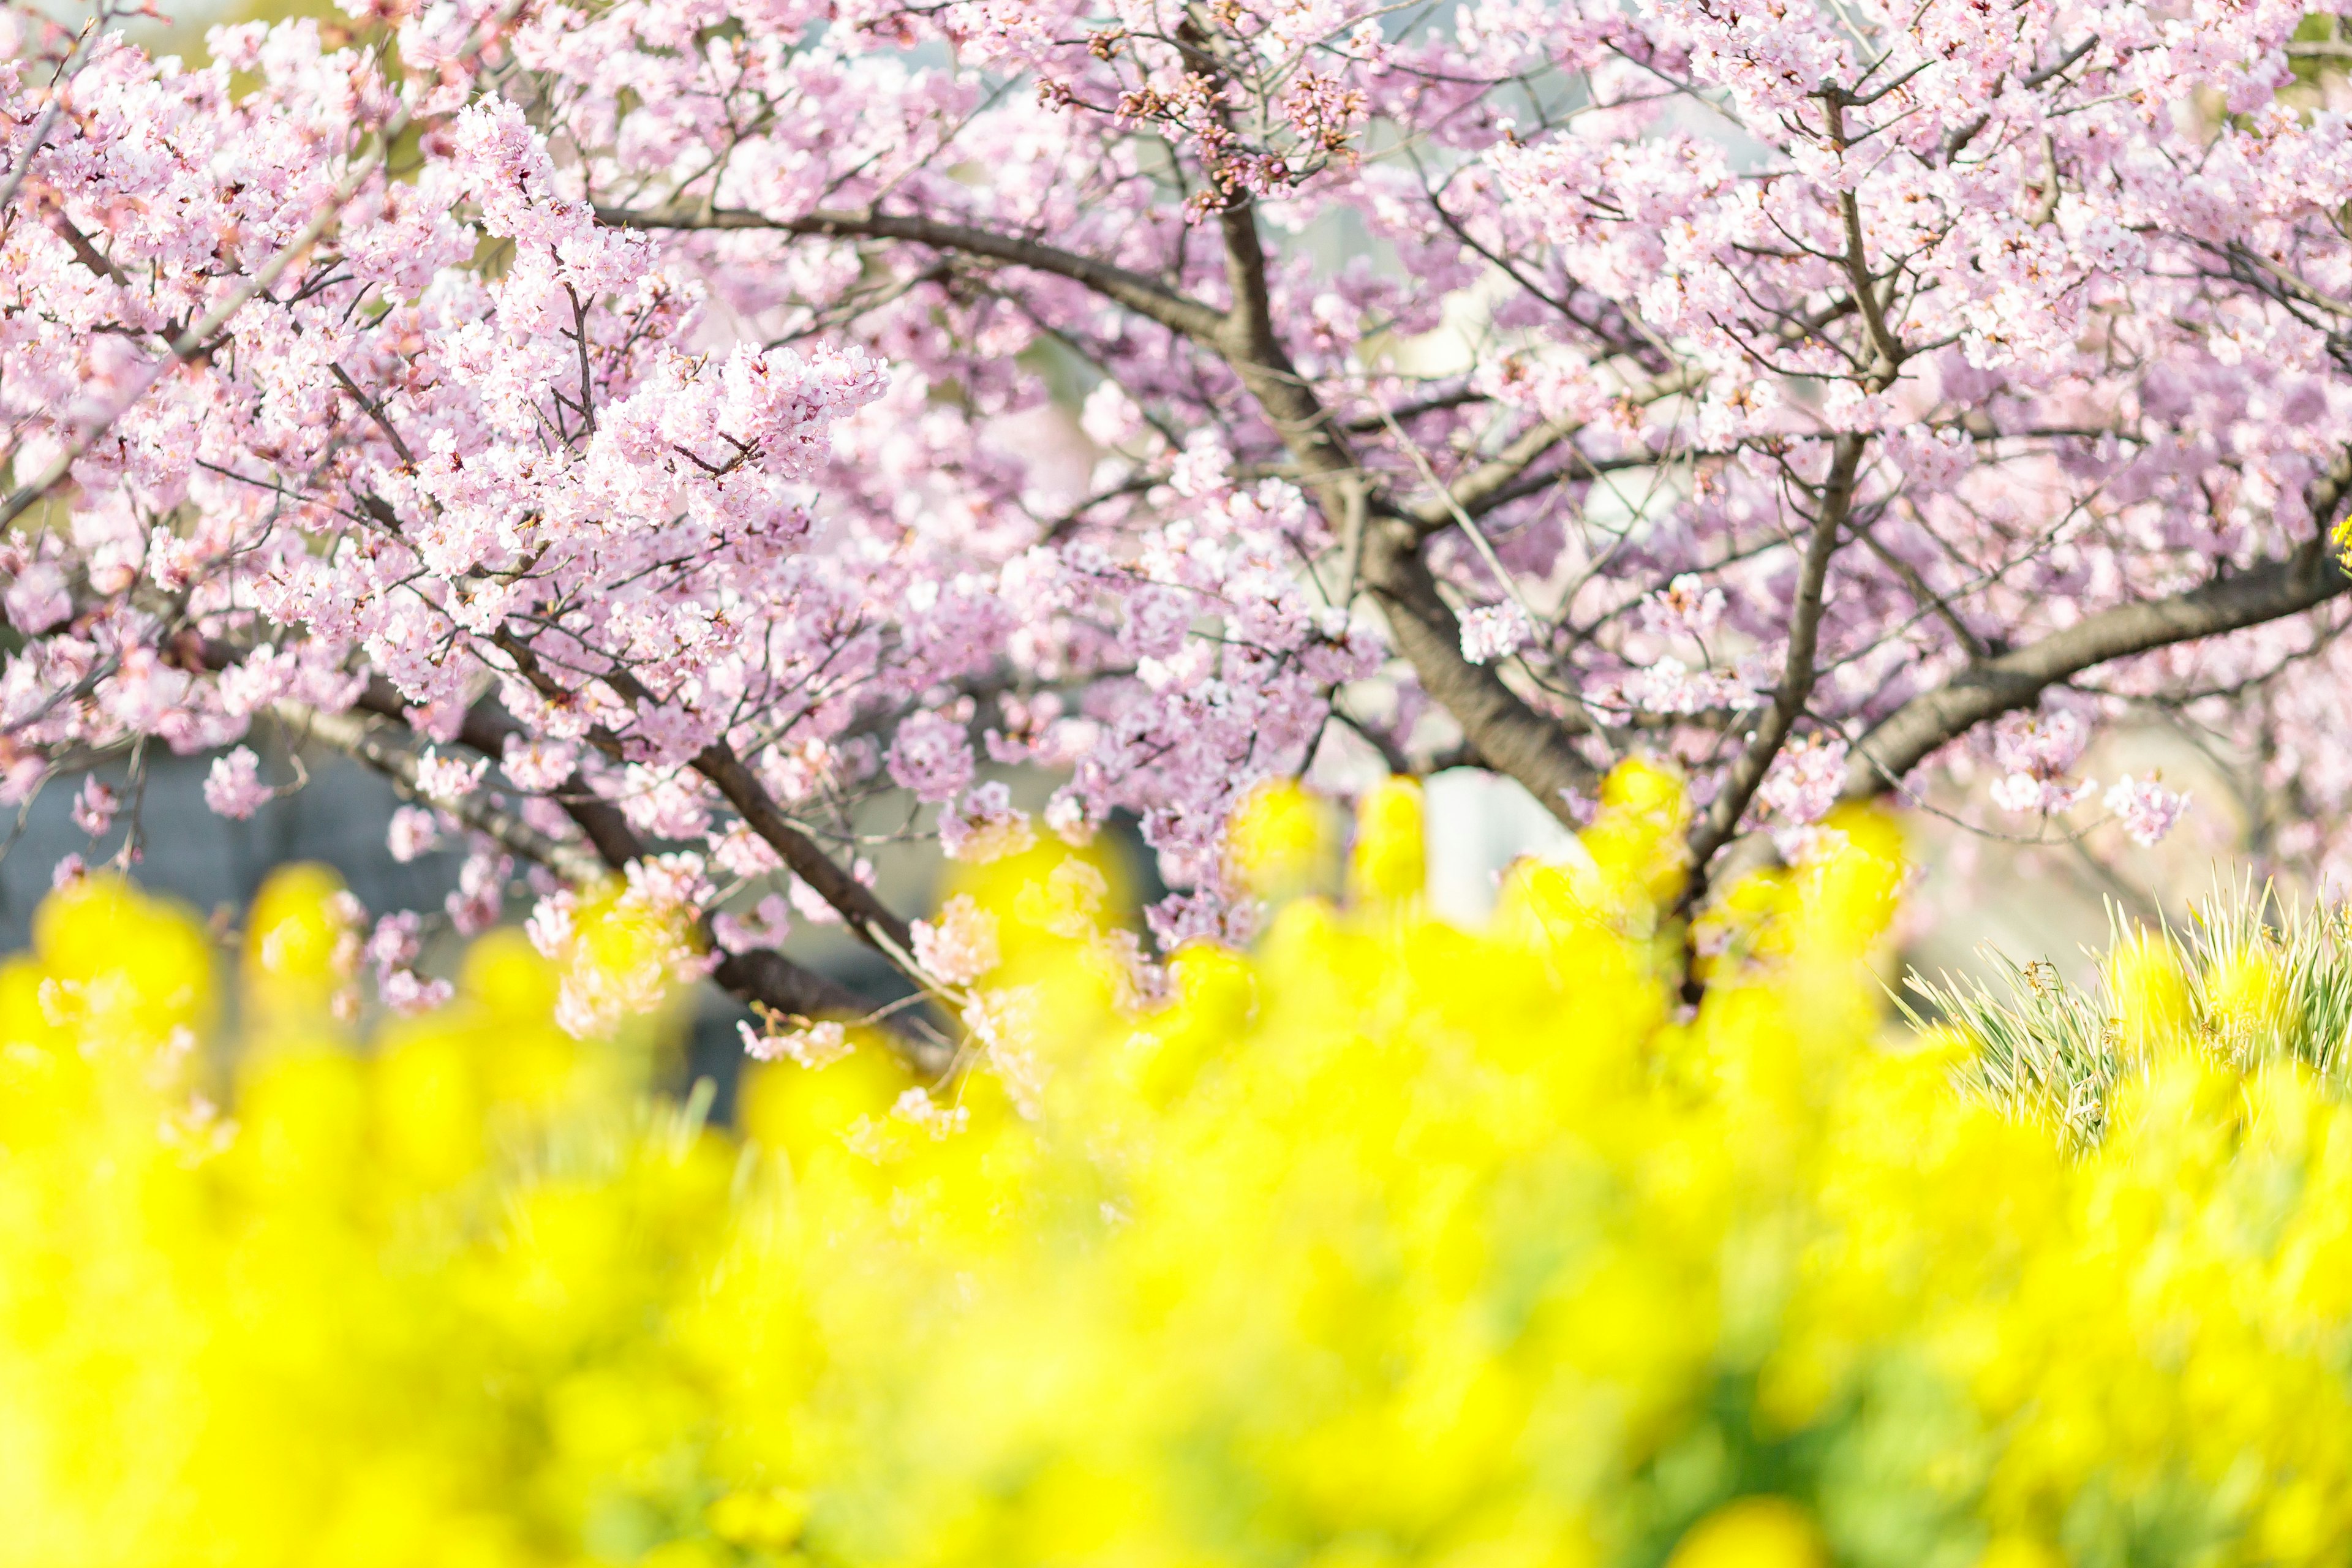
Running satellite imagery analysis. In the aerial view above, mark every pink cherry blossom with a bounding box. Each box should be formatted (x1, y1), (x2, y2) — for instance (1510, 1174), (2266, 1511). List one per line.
(1642, 576), (1727, 643)
(0, 0), (2346, 1037)
(380, 970), (456, 1014)
(203, 750), (271, 821)
(2105, 775), (2193, 848)
(445, 849), (510, 937)
(1757, 736), (1849, 827)
(940, 782), (1037, 864)
(887, 1086), (969, 1139)
(888, 712), (976, 805)
(70, 778), (117, 839)
(1460, 603), (1536, 666)
(414, 750), (488, 800)
(1991, 773), (2097, 820)
(740, 1017), (851, 1068)
(911, 894), (1001, 987)
(366, 911), (424, 980)
(387, 807), (443, 864)
(712, 893), (792, 956)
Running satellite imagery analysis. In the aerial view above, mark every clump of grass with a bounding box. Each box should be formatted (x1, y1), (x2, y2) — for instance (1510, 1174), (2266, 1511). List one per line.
(1905, 877), (2352, 1150)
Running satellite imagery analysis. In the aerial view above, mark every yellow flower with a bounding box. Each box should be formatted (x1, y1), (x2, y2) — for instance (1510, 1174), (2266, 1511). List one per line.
(0, 769), (2346, 1567)
(1227, 777), (1337, 901)
(1348, 776), (1427, 906)
(1665, 1499), (1825, 1568)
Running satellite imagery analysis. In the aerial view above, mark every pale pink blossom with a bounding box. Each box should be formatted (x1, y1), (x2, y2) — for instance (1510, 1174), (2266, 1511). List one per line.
(888, 1087), (968, 1139)
(963, 984), (1048, 1119)
(911, 894), (1001, 986)
(787, 875), (843, 926)
(379, 970), (456, 1015)
(203, 749), (271, 821)
(888, 711), (975, 804)
(387, 806), (442, 863)
(1642, 575), (1727, 642)
(525, 891), (578, 960)
(70, 779), (118, 839)
(940, 782), (1036, 864)
(711, 894), (792, 955)
(2105, 774), (2192, 848)
(740, 1017), (852, 1068)
(414, 749), (488, 801)
(366, 911), (424, 980)
(1460, 602), (1536, 666)
(4, 564), (69, 636)
(711, 823), (783, 878)
(1756, 735), (1848, 826)
(445, 850), (510, 937)
(501, 736), (579, 791)
(1991, 773), (2096, 819)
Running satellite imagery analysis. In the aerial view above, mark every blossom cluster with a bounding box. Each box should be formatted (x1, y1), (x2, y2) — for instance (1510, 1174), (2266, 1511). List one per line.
(1, 0), (2349, 1022)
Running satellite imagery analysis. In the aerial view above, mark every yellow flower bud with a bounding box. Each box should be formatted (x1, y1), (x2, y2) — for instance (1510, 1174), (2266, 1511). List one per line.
(1348, 776), (1426, 905)
(2204, 940), (2285, 1044)
(244, 862), (358, 1023)
(1666, 1498), (1826, 1568)
(2108, 928), (2193, 1058)
(1227, 778), (1336, 901)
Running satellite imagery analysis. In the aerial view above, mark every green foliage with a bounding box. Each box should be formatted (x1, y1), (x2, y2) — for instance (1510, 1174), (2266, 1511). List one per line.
(1910, 880), (2352, 1149)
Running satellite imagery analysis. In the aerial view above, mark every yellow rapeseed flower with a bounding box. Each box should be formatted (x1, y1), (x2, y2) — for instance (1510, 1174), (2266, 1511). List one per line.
(0, 774), (2347, 1568)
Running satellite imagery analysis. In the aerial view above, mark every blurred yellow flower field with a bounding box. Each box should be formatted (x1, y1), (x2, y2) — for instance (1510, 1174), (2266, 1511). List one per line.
(2, 769), (2350, 1567)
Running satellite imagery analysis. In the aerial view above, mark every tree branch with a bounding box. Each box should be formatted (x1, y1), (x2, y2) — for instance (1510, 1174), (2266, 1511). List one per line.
(277, 701), (610, 886)
(1841, 551), (2352, 802)
(345, 680), (941, 1066)
(1194, 186), (1601, 823)
(484, 634), (925, 986)
(688, 739), (924, 975)
(595, 203), (1227, 341)
(1359, 514), (1599, 809)
(1683, 432), (1864, 903)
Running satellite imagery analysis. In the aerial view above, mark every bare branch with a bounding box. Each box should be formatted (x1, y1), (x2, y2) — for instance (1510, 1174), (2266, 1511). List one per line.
(1359, 514), (1599, 810)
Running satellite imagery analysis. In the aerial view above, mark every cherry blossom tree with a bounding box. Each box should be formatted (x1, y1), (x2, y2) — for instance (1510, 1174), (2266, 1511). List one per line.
(2, 0), (2350, 1055)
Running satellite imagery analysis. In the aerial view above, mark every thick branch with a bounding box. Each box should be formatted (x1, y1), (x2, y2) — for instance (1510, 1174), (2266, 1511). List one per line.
(1841, 550), (2352, 801)
(1359, 514), (1597, 811)
(689, 741), (922, 972)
